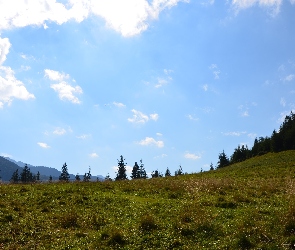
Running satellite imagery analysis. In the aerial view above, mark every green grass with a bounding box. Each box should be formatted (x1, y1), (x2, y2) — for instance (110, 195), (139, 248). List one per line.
(1, 151), (295, 249)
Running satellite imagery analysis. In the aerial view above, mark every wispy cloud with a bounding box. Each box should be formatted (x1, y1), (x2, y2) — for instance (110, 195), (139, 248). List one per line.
(128, 109), (159, 124)
(37, 142), (50, 149)
(282, 74), (295, 82)
(231, 0), (282, 16)
(280, 98), (286, 107)
(209, 64), (221, 80)
(222, 131), (246, 136)
(137, 137), (164, 148)
(0, 37), (35, 108)
(184, 153), (201, 160)
(89, 153), (99, 158)
(77, 134), (91, 140)
(113, 102), (126, 108)
(53, 127), (67, 135)
(155, 69), (173, 88)
(45, 69), (82, 104)
(202, 84), (208, 91)
(187, 114), (199, 121)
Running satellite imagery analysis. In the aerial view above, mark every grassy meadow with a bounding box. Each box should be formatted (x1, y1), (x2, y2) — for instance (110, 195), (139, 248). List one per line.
(1, 151), (295, 249)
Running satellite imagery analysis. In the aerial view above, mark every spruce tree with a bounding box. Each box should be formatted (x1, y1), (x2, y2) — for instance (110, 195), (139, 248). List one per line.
(115, 155), (127, 181)
(139, 159), (147, 179)
(49, 175), (53, 183)
(151, 170), (162, 178)
(20, 164), (34, 183)
(83, 167), (91, 182)
(209, 163), (214, 171)
(105, 173), (112, 181)
(217, 150), (230, 168)
(59, 162), (70, 181)
(75, 174), (81, 181)
(11, 169), (19, 183)
(36, 171), (40, 182)
(130, 162), (140, 179)
(175, 165), (183, 176)
(165, 167), (171, 177)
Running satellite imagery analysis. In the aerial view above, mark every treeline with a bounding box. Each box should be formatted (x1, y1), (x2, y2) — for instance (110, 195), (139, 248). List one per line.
(216, 111), (295, 168)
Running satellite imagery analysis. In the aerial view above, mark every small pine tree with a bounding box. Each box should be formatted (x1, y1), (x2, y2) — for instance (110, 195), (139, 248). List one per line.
(165, 167), (171, 177)
(175, 165), (183, 176)
(11, 169), (19, 183)
(20, 164), (34, 183)
(209, 163), (214, 171)
(83, 167), (91, 182)
(105, 173), (112, 181)
(75, 173), (81, 181)
(217, 150), (230, 168)
(36, 171), (40, 182)
(59, 162), (70, 181)
(151, 170), (162, 178)
(139, 159), (147, 179)
(130, 162), (140, 179)
(115, 155), (128, 181)
(49, 175), (53, 183)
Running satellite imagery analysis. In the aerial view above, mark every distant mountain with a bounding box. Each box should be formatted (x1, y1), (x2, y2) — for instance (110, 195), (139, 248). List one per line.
(2, 157), (105, 182)
(0, 156), (23, 181)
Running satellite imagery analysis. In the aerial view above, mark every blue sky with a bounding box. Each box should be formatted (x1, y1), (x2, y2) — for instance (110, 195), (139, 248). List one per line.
(1, 0), (295, 178)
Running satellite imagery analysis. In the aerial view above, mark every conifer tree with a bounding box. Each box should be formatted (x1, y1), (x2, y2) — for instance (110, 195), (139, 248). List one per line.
(75, 173), (81, 181)
(139, 159), (147, 179)
(209, 163), (214, 171)
(59, 162), (70, 181)
(11, 169), (19, 183)
(36, 171), (40, 182)
(83, 167), (91, 182)
(175, 165), (183, 176)
(115, 155), (128, 181)
(130, 162), (140, 179)
(217, 150), (230, 168)
(49, 175), (53, 183)
(20, 164), (34, 183)
(105, 173), (112, 181)
(165, 167), (171, 177)
(151, 170), (162, 178)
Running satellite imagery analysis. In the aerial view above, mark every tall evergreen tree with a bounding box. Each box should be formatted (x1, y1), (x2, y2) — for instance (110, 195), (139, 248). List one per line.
(36, 171), (40, 182)
(130, 162), (140, 179)
(59, 162), (70, 181)
(75, 173), (81, 181)
(10, 169), (19, 183)
(139, 159), (147, 179)
(209, 163), (214, 171)
(83, 167), (91, 182)
(20, 164), (34, 183)
(217, 150), (230, 168)
(115, 155), (128, 181)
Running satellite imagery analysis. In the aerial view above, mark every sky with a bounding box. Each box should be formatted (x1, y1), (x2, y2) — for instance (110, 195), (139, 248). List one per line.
(0, 0), (295, 178)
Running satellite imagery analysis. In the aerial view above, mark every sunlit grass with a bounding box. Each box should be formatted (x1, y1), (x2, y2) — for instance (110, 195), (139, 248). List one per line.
(0, 151), (295, 249)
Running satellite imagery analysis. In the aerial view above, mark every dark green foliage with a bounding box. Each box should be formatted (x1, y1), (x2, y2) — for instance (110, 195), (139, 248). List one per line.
(59, 162), (70, 181)
(20, 164), (35, 183)
(75, 174), (81, 181)
(151, 170), (163, 178)
(175, 165), (183, 176)
(49, 175), (52, 182)
(217, 150), (230, 168)
(165, 167), (171, 177)
(10, 169), (19, 183)
(230, 145), (250, 164)
(83, 167), (91, 182)
(209, 163), (214, 171)
(115, 155), (127, 181)
(130, 162), (140, 179)
(138, 159), (147, 179)
(140, 214), (157, 231)
(105, 173), (112, 181)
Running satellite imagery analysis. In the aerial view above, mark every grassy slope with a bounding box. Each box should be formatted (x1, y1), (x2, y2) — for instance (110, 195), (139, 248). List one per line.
(1, 151), (295, 249)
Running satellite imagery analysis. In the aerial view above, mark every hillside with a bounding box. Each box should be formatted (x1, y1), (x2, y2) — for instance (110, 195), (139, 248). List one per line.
(0, 157), (22, 181)
(0, 151), (295, 249)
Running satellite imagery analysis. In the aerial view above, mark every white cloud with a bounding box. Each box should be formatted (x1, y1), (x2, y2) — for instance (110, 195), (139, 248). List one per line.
(53, 127), (67, 135)
(154, 69), (173, 88)
(209, 64), (221, 80)
(137, 137), (164, 148)
(51, 82), (82, 104)
(202, 84), (208, 91)
(44, 69), (70, 82)
(89, 153), (99, 158)
(223, 131), (246, 136)
(0, 37), (35, 108)
(0, 0), (187, 37)
(0, 153), (12, 158)
(150, 113), (159, 121)
(113, 102), (126, 108)
(282, 74), (295, 82)
(231, 0), (282, 15)
(187, 114), (199, 121)
(77, 134), (91, 139)
(156, 132), (163, 136)
(184, 153), (201, 160)
(154, 153), (168, 159)
(38, 142), (50, 148)
(155, 78), (169, 88)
